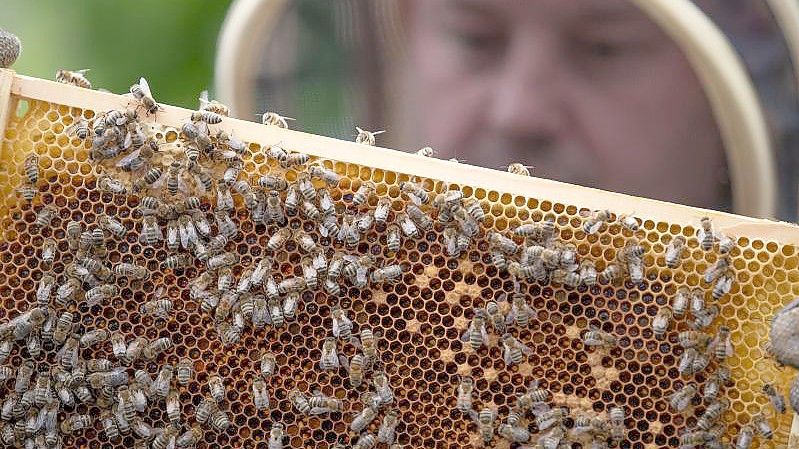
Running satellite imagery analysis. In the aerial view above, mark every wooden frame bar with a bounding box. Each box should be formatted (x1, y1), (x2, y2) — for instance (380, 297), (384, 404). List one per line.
(4, 69), (799, 245)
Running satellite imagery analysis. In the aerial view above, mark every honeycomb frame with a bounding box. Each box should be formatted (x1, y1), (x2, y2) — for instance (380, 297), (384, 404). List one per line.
(1, 69), (799, 449)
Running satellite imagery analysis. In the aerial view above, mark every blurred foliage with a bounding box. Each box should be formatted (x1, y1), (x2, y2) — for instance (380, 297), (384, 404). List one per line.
(0, 0), (232, 108)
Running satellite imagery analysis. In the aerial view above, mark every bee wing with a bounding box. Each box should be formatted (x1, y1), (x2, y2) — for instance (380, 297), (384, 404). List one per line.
(696, 228), (707, 241)
(480, 327), (489, 346)
(332, 318), (340, 337)
(468, 409), (480, 423)
(337, 354), (349, 371)
(530, 402), (551, 416)
(191, 172), (207, 195)
(139, 77), (153, 98)
(524, 304), (535, 317)
(716, 276), (733, 295)
(586, 221), (603, 234)
(116, 148), (141, 168)
(503, 346), (514, 365)
(459, 328), (472, 343)
(339, 354), (350, 372)
(198, 89), (210, 108)
(505, 307), (517, 325)
(520, 342), (534, 355)
(150, 171), (167, 190)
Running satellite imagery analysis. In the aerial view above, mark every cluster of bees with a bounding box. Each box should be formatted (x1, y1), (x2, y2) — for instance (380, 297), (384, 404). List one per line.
(0, 68), (783, 449)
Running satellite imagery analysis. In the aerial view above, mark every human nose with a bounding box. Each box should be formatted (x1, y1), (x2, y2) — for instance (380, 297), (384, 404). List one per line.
(486, 37), (566, 143)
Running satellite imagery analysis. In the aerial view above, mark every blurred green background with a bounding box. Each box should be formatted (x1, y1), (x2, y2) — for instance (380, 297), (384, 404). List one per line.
(1, 0), (232, 108)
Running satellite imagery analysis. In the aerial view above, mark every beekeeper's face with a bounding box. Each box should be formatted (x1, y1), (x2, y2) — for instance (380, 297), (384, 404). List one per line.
(406, 0), (727, 208)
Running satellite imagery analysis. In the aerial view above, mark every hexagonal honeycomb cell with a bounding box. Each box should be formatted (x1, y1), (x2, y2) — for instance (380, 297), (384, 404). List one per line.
(0, 73), (798, 449)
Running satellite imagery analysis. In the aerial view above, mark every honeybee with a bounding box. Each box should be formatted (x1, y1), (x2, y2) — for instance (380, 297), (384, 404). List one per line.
(0, 340), (11, 365)
(176, 425), (204, 448)
(371, 264), (403, 284)
(198, 90), (230, 116)
(400, 181), (430, 205)
(473, 407), (497, 444)
(355, 126), (385, 146)
(599, 262), (622, 284)
(353, 433), (377, 449)
(652, 308), (672, 340)
(762, 383), (786, 414)
(353, 181), (375, 206)
(56, 69), (92, 88)
(460, 308), (489, 350)
(703, 366), (730, 401)
(370, 371), (394, 406)
(140, 215), (163, 245)
(277, 276), (306, 295)
(207, 252), (238, 271)
(665, 235), (686, 268)
(309, 163), (341, 186)
(344, 353), (366, 388)
(583, 209), (612, 234)
(711, 326), (733, 360)
(162, 254), (192, 270)
(502, 333), (533, 366)
(579, 259), (597, 287)
(22, 153), (40, 186)
(551, 267), (580, 288)
(268, 423), (285, 449)
(80, 329), (109, 348)
(697, 216), (715, 251)
(319, 337), (344, 371)
(331, 305), (356, 344)
(673, 287), (690, 319)
(677, 348), (701, 375)
(506, 162), (532, 176)
(386, 224), (402, 253)
(703, 256), (730, 284)
(267, 228), (292, 252)
(143, 336), (173, 360)
(678, 330), (711, 350)
(416, 146), (435, 157)
(377, 410), (400, 444)
(13, 361), (34, 394)
(498, 423), (531, 443)
(485, 300), (506, 334)
(717, 233), (735, 255)
(736, 425), (754, 449)
(36, 274), (54, 308)
(712, 269), (735, 300)
(153, 364), (174, 399)
(34, 205), (57, 229)
(351, 405), (379, 433)
(517, 380), (550, 412)
(16, 183), (37, 203)
(505, 292), (534, 328)
(195, 396), (217, 425)
(59, 414), (93, 433)
(84, 284), (117, 307)
(679, 429), (709, 449)
(583, 326), (617, 348)
(289, 389), (311, 415)
(308, 390), (343, 414)
(696, 399), (729, 430)
(360, 327), (379, 364)
(396, 212), (419, 238)
(488, 231), (519, 255)
(456, 375), (474, 413)
(252, 378), (270, 411)
(129, 77), (159, 114)
(260, 111), (294, 128)
(280, 152), (310, 168)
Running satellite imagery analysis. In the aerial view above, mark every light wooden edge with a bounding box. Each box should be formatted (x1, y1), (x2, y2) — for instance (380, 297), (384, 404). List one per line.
(789, 413), (799, 449)
(629, 0), (776, 219)
(0, 69), (14, 147)
(5, 69), (799, 245)
(215, 0), (778, 219)
(768, 0), (799, 94)
(214, 0), (289, 118)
